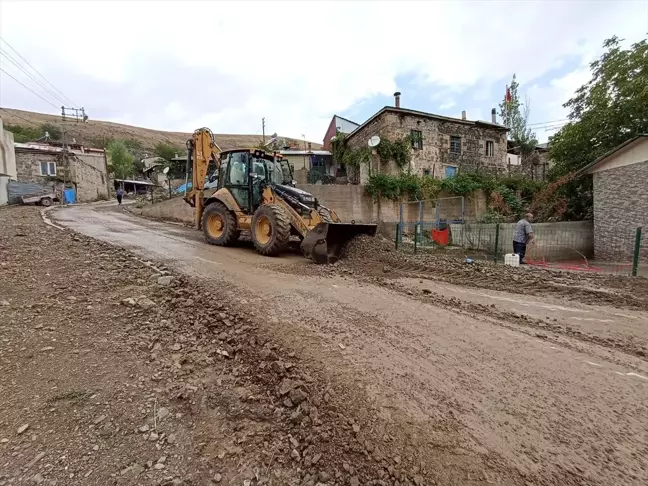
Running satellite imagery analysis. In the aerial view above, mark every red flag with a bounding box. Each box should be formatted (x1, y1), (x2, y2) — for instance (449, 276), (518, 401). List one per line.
(505, 85), (512, 104)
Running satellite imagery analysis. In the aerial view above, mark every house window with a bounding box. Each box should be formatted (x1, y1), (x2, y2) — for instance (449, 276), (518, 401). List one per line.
(40, 161), (57, 176)
(423, 169), (431, 177)
(485, 140), (495, 157)
(444, 166), (458, 178)
(450, 136), (461, 154)
(410, 130), (423, 150)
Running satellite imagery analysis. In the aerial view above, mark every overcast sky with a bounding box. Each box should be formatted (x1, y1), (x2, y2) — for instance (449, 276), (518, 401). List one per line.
(0, 0), (646, 144)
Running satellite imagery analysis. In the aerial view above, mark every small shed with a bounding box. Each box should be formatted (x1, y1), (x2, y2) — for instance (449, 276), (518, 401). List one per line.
(583, 135), (648, 261)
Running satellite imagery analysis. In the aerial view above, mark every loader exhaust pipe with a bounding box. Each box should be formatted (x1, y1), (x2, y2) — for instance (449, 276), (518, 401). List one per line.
(301, 222), (378, 264)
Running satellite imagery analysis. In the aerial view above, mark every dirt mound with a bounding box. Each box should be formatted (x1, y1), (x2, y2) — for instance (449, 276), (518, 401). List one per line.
(285, 234), (648, 311)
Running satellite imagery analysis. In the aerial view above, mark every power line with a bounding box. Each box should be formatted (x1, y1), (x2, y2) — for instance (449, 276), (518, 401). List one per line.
(0, 36), (77, 106)
(527, 118), (569, 127)
(0, 67), (59, 109)
(0, 49), (68, 106)
(0, 106), (42, 127)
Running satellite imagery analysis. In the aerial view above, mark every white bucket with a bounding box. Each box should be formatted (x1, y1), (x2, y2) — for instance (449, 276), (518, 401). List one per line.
(504, 253), (520, 267)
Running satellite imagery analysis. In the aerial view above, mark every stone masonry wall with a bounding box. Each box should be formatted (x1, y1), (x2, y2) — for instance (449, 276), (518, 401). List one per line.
(70, 153), (109, 202)
(593, 161), (648, 262)
(15, 150), (109, 202)
(345, 111), (507, 183)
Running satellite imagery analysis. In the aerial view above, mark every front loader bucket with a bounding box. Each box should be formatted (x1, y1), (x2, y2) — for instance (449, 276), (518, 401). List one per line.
(301, 222), (378, 265)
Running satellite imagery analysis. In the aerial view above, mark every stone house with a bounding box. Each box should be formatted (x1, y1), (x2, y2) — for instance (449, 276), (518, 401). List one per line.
(14, 142), (110, 202)
(343, 93), (508, 183)
(582, 134), (648, 262)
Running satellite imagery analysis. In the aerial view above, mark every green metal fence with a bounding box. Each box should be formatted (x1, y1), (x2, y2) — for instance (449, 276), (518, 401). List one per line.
(395, 221), (645, 276)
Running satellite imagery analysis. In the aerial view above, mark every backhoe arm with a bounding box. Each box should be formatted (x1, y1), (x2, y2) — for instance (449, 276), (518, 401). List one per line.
(183, 128), (222, 229)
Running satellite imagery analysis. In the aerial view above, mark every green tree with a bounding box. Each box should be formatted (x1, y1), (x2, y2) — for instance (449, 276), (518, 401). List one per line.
(499, 74), (538, 156)
(153, 142), (184, 178)
(549, 36), (648, 219)
(107, 140), (135, 179)
(550, 36), (648, 176)
(40, 123), (62, 140)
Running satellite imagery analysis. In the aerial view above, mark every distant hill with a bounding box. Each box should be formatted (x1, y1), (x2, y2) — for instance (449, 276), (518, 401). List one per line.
(0, 108), (322, 152)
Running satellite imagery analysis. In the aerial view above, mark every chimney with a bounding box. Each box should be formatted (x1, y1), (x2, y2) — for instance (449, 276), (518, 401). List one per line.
(461, 110), (466, 120)
(491, 108), (497, 123)
(394, 91), (401, 108)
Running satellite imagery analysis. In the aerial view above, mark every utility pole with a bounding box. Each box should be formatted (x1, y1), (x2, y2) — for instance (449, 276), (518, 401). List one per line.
(60, 106), (88, 204)
(262, 117), (266, 145)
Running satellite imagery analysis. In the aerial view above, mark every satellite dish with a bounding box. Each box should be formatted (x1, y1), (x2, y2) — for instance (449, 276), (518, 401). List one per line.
(368, 135), (381, 148)
(163, 167), (170, 174)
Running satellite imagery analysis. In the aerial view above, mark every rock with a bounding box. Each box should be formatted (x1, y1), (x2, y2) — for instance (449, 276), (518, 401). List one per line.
(289, 388), (308, 405)
(289, 437), (299, 448)
(138, 425), (150, 433)
(407, 290), (414, 296)
(212, 473), (222, 483)
(153, 463), (165, 470)
(93, 414), (107, 425)
(149, 432), (159, 441)
(122, 298), (137, 306)
(31, 473), (44, 484)
(413, 475), (424, 486)
(167, 434), (177, 444)
(422, 289), (432, 294)
(349, 478), (359, 486)
(170, 343), (182, 351)
(312, 453), (322, 464)
(157, 407), (170, 420)
(290, 449), (301, 461)
(157, 456), (167, 464)
(535, 333), (548, 339)
(382, 266), (390, 273)
(17, 424), (30, 435)
(0, 438), (8, 443)
(279, 379), (297, 396)
(0, 300), (9, 306)
(157, 276), (173, 286)
(40, 347), (54, 352)
(138, 297), (155, 309)
(271, 361), (285, 374)
(352, 424), (360, 434)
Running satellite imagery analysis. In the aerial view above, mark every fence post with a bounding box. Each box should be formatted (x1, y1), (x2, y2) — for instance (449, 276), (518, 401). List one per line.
(414, 222), (419, 253)
(494, 223), (500, 263)
(395, 222), (400, 250)
(632, 226), (643, 277)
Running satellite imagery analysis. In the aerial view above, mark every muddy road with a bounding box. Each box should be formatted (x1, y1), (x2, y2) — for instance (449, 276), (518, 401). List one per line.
(49, 203), (648, 486)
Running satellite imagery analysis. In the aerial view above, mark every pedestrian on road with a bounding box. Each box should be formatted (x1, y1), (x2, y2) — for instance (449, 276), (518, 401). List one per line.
(116, 187), (124, 206)
(513, 213), (534, 264)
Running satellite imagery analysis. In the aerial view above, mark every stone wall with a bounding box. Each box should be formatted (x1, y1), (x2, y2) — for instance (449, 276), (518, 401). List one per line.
(345, 110), (508, 183)
(70, 153), (110, 202)
(15, 150), (109, 202)
(593, 161), (648, 262)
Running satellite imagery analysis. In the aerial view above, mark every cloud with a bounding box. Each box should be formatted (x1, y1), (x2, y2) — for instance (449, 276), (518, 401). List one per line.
(0, 0), (646, 145)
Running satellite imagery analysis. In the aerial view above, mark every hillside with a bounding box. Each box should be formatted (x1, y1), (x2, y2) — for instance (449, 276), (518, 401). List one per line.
(0, 108), (323, 151)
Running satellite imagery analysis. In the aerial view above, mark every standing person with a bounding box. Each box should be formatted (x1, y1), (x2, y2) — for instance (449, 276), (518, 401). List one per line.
(116, 187), (124, 206)
(513, 213), (534, 264)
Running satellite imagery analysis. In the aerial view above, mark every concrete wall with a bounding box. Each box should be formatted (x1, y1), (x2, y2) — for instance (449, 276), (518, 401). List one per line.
(449, 220), (594, 262)
(296, 185), (488, 223)
(134, 196), (194, 224)
(593, 160), (648, 262)
(346, 110), (508, 183)
(0, 119), (17, 205)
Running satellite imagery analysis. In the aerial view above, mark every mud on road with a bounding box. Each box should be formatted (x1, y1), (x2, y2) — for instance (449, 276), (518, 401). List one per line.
(4, 204), (648, 486)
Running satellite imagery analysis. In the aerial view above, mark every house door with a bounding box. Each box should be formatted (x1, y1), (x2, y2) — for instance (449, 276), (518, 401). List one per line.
(445, 166), (457, 178)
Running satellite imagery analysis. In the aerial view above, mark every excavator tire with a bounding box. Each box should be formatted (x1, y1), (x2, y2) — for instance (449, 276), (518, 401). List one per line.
(202, 201), (239, 246)
(251, 204), (291, 257)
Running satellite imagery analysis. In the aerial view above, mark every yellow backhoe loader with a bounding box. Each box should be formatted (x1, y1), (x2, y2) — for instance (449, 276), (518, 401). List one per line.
(183, 128), (377, 264)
